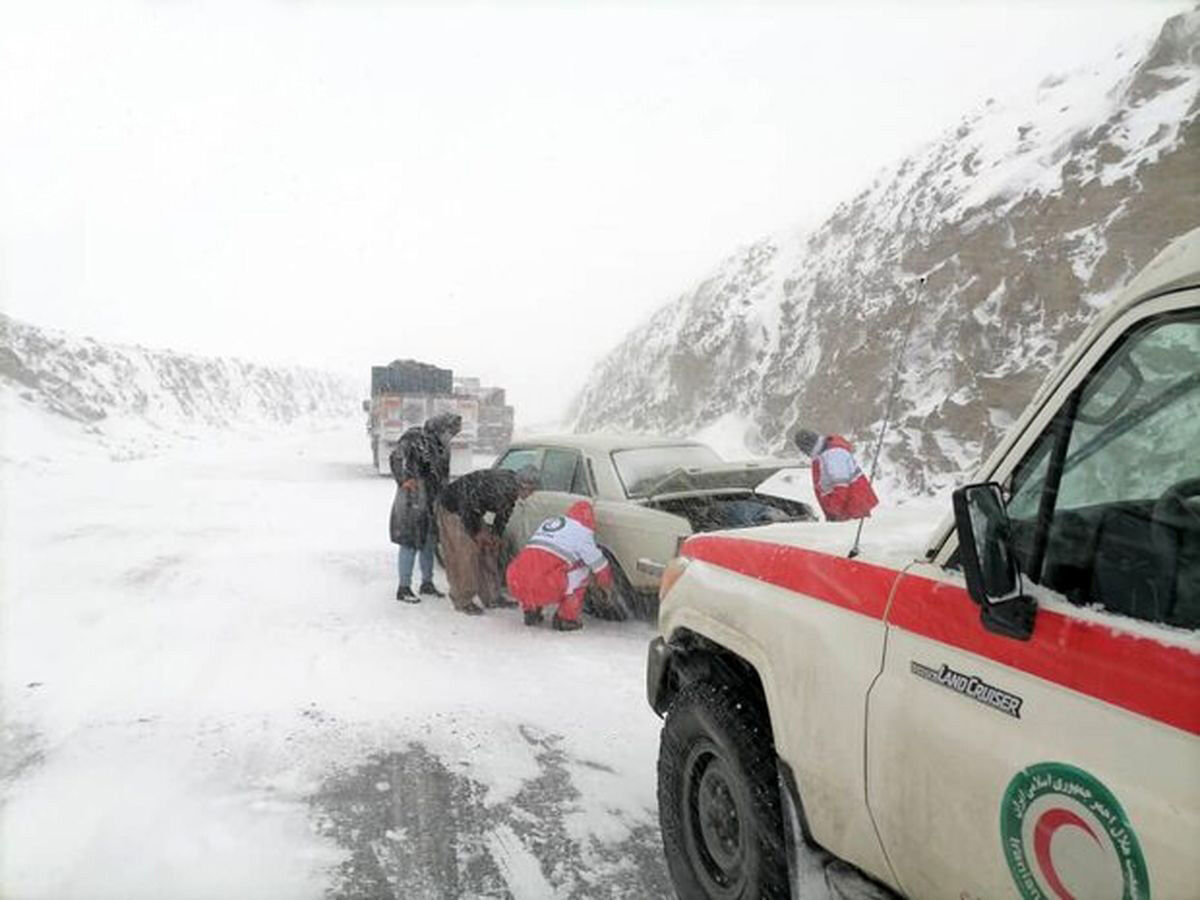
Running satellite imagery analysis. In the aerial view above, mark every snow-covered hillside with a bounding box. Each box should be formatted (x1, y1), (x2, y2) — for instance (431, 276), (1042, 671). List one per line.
(573, 10), (1200, 495)
(0, 313), (360, 461)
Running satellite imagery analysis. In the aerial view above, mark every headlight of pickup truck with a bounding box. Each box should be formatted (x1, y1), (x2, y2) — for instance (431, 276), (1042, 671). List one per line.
(659, 556), (689, 602)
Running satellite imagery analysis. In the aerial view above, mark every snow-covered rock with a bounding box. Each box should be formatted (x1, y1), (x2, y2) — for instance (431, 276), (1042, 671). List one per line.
(0, 312), (360, 461)
(573, 10), (1200, 496)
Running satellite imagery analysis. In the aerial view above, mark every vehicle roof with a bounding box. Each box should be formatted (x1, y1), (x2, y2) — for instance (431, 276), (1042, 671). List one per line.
(505, 432), (714, 454)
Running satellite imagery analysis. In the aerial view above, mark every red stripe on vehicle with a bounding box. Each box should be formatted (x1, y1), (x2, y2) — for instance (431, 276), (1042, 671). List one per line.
(682, 535), (1200, 736)
(888, 571), (1200, 736)
(683, 534), (897, 620)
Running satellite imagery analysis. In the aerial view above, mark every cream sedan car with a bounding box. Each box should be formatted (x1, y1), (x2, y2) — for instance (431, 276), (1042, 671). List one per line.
(494, 434), (817, 618)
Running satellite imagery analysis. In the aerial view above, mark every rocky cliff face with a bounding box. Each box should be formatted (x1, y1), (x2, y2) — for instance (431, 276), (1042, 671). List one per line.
(573, 11), (1200, 495)
(0, 312), (359, 454)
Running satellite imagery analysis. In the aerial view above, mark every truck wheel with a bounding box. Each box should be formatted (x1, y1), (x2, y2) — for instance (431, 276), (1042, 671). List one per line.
(659, 682), (788, 899)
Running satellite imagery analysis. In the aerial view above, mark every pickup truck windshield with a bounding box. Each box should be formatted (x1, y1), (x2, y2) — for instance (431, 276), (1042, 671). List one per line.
(1006, 314), (1200, 625)
(613, 445), (723, 498)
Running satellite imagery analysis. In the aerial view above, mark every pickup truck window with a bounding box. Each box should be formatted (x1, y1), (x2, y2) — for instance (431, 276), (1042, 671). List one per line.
(1005, 313), (1200, 628)
(1007, 435), (1052, 522)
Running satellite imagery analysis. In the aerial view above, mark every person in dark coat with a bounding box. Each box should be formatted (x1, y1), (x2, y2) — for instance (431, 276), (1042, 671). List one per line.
(789, 427), (879, 522)
(436, 465), (540, 615)
(390, 412), (462, 602)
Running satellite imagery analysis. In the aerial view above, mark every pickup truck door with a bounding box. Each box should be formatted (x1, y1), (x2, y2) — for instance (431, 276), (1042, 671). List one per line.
(867, 562), (1198, 900)
(866, 307), (1200, 899)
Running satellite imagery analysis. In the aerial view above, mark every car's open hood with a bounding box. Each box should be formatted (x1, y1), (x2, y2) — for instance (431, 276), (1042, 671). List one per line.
(641, 459), (807, 500)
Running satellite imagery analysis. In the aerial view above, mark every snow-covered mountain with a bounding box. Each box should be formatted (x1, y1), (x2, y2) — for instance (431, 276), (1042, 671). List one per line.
(573, 11), (1200, 495)
(0, 313), (359, 460)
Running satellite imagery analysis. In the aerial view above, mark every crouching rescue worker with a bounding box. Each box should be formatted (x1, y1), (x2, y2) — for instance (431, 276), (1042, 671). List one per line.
(790, 427), (879, 522)
(436, 465), (540, 615)
(506, 500), (613, 632)
(390, 412), (462, 603)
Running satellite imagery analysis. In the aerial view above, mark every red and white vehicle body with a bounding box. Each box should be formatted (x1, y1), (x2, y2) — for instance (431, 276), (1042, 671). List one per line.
(649, 229), (1200, 899)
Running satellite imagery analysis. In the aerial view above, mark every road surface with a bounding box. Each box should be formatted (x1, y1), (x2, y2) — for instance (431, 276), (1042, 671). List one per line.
(0, 424), (672, 899)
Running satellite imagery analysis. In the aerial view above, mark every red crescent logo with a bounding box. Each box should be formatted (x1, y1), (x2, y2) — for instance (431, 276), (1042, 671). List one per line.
(1033, 808), (1102, 900)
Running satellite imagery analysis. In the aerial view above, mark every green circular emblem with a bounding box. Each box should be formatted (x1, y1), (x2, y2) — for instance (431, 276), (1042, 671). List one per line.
(1000, 762), (1149, 900)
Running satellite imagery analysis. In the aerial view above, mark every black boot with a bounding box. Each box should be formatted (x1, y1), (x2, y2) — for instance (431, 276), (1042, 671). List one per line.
(551, 614), (582, 632)
(419, 582), (445, 598)
(396, 585), (420, 604)
(524, 608), (544, 627)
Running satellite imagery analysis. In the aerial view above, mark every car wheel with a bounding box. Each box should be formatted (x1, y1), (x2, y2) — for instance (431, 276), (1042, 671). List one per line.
(584, 549), (636, 621)
(659, 681), (788, 900)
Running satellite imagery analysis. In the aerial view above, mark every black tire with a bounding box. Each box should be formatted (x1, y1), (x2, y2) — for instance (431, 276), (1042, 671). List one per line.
(658, 681), (789, 900)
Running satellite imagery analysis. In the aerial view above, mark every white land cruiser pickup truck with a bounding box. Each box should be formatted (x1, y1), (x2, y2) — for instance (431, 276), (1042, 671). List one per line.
(647, 229), (1200, 900)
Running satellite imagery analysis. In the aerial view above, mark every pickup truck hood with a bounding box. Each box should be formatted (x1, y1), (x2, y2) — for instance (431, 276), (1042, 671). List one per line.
(643, 459), (807, 500)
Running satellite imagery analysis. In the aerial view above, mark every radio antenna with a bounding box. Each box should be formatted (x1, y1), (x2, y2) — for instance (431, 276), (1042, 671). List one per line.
(848, 274), (926, 559)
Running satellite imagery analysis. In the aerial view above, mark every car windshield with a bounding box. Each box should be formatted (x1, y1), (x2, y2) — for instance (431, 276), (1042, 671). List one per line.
(612, 445), (723, 497)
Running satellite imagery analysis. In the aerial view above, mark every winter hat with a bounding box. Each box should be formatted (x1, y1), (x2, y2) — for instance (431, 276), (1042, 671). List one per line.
(566, 500), (595, 530)
(516, 465), (542, 490)
(789, 427), (821, 457)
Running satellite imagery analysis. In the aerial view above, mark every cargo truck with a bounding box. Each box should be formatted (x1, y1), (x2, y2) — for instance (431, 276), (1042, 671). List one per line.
(363, 360), (514, 476)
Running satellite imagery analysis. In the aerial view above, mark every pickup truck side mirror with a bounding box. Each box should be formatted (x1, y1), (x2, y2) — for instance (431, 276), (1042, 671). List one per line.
(951, 482), (1036, 641)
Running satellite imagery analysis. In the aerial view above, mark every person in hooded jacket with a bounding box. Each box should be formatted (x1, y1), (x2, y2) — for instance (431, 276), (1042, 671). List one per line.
(389, 412), (462, 602)
(790, 427), (880, 522)
(506, 500), (613, 631)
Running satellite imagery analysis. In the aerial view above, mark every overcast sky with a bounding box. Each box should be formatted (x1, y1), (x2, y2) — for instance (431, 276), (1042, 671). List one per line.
(0, 1), (1187, 424)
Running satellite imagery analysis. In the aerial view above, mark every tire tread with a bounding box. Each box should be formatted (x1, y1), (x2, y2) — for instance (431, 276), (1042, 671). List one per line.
(658, 680), (789, 899)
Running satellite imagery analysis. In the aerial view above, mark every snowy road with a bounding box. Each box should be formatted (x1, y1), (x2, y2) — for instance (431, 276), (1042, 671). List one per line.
(0, 424), (672, 899)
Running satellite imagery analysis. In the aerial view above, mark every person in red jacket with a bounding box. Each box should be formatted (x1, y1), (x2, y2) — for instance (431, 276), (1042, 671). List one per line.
(790, 428), (880, 522)
(505, 500), (613, 632)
